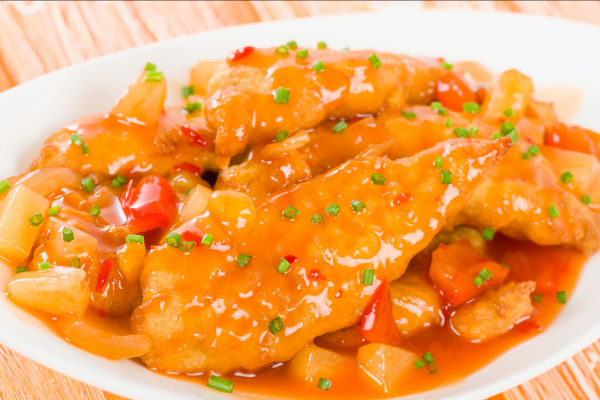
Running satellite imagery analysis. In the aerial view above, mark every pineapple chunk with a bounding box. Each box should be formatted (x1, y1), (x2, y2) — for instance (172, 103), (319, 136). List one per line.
(0, 185), (50, 263)
(117, 242), (146, 284)
(358, 344), (416, 393)
(110, 69), (167, 127)
(38, 217), (98, 265)
(9, 267), (90, 316)
(207, 190), (256, 236)
(288, 343), (344, 383)
(175, 184), (212, 227)
(482, 69), (534, 120)
(190, 60), (222, 96)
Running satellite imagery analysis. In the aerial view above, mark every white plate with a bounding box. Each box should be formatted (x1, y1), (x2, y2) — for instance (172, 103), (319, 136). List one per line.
(1, 9), (600, 400)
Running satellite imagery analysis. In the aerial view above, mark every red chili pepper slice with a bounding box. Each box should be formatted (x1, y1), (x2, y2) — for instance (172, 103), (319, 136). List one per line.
(361, 279), (403, 345)
(174, 162), (202, 176)
(309, 269), (327, 280)
(394, 193), (412, 206)
(182, 230), (202, 245)
(181, 125), (210, 147)
(95, 258), (113, 293)
(121, 175), (177, 233)
(227, 46), (254, 63)
(284, 255), (297, 264)
(435, 71), (476, 112)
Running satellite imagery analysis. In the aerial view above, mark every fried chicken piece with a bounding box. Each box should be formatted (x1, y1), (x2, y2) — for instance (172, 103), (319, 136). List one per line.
(204, 47), (443, 163)
(451, 281), (536, 341)
(132, 138), (510, 373)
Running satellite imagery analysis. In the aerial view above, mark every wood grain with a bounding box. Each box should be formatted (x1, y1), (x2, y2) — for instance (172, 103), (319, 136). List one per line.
(1, 2), (599, 399)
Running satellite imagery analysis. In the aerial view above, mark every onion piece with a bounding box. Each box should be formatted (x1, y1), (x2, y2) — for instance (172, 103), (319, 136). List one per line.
(260, 130), (311, 159)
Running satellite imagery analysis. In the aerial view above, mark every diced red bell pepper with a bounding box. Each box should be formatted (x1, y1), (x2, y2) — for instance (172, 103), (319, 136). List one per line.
(361, 279), (403, 344)
(180, 124), (210, 147)
(435, 71), (477, 112)
(227, 46), (254, 63)
(309, 269), (327, 280)
(394, 193), (411, 206)
(429, 239), (509, 307)
(182, 230), (202, 245)
(95, 258), (113, 293)
(545, 122), (600, 158)
(121, 175), (177, 233)
(174, 162), (202, 176)
(284, 255), (297, 264)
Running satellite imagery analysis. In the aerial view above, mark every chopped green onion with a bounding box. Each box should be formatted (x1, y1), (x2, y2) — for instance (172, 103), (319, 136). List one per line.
(548, 205), (559, 218)
(144, 63), (156, 71)
(166, 232), (181, 247)
(16, 266), (28, 273)
(434, 156), (443, 170)
(368, 53), (382, 69)
(473, 276), (484, 287)
(111, 174), (127, 188)
(286, 41), (298, 49)
(145, 71), (163, 83)
(351, 200), (365, 212)
(401, 110), (416, 119)
(185, 102), (202, 113)
(561, 171), (573, 184)
(503, 108), (514, 117)
(0, 180), (10, 194)
(463, 102), (480, 114)
(440, 171), (451, 185)
(201, 233), (214, 247)
(274, 87), (290, 105)
(283, 206), (299, 219)
(437, 108), (448, 116)
(333, 121), (347, 133)
(529, 145), (540, 156)
(277, 258), (291, 274)
(275, 45), (289, 55)
(431, 101), (443, 110)
(89, 205), (101, 217)
(81, 177), (94, 193)
(479, 268), (492, 281)
(582, 194), (592, 205)
(29, 214), (43, 227)
(505, 130), (519, 143)
(362, 269), (374, 285)
(269, 316), (284, 334)
(311, 214), (324, 224)
(296, 49), (309, 59)
(422, 352), (435, 364)
(317, 42), (327, 49)
(180, 241), (195, 251)
(47, 205), (60, 216)
(371, 173), (386, 185)
(500, 121), (515, 135)
(126, 234), (144, 244)
(453, 128), (469, 139)
(317, 378), (332, 391)
(70, 133), (84, 145)
(341, 46), (350, 51)
(467, 125), (479, 137)
(187, 188), (194, 196)
(62, 228), (74, 243)
(532, 293), (544, 303)
(275, 130), (289, 142)
(501, 263), (509, 269)
(557, 291), (567, 304)
(522, 152), (531, 160)
(481, 227), (494, 241)
(237, 254), (252, 267)
(441, 62), (453, 70)
(207, 375), (233, 394)
(312, 60), (325, 73)
(81, 144), (89, 155)
(491, 132), (502, 140)
(414, 359), (425, 370)
(70, 258), (81, 268)
(325, 204), (340, 216)
(182, 86), (194, 97)
(445, 118), (453, 128)
(38, 262), (50, 271)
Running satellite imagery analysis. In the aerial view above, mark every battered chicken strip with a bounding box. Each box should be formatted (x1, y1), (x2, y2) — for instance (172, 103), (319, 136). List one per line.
(132, 138), (510, 373)
(451, 281), (536, 341)
(204, 47), (443, 164)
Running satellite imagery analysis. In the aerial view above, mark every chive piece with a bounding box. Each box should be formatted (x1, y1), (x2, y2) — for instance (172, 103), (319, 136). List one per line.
(500, 121), (515, 135)
(275, 45), (289, 55)
(317, 378), (332, 391)
(438, 108), (448, 116)
(312, 60), (325, 73)
(180, 241), (195, 251)
(29, 214), (43, 227)
(401, 110), (416, 119)
(311, 214), (324, 224)
(432, 156), (443, 171)
(269, 316), (284, 334)
(522, 152), (531, 160)
(89, 205), (101, 217)
(479, 268), (492, 281)
(561, 171), (573, 184)
(504, 108), (514, 117)
(47, 205), (60, 216)
(557, 291), (567, 304)
(275, 130), (289, 142)
(277, 258), (291, 274)
(463, 102), (480, 114)
(185, 102), (202, 113)
(81, 177), (94, 193)
(62, 228), (74, 243)
(582, 194), (592, 205)
(473, 276), (484, 287)
(333, 121), (347, 133)
(207, 375), (233, 394)
(111, 174), (127, 188)
(68, 258), (81, 268)
(70, 133), (84, 145)
(126, 234), (144, 244)
(166, 232), (181, 247)
(81, 144), (89, 155)
(453, 128), (469, 139)
(422, 352), (435, 364)
(187, 188), (194, 196)
(351, 200), (365, 212)
(274, 87), (290, 104)
(467, 125), (479, 137)
(38, 262), (50, 271)
(505, 130), (519, 143)
(362, 269), (374, 285)
(532, 293), (544, 303)
(414, 359), (425, 370)
(371, 173), (386, 185)
(182, 86), (195, 98)
(201, 233), (214, 247)
(441, 61), (453, 70)
(431, 101), (443, 110)
(445, 118), (452, 128)
(491, 132), (502, 140)
(296, 49), (309, 59)
(286, 41), (298, 49)
(368, 53), (382, 69)
(529, 145), (540, 156)
(440, 171), (452, 185)
(0, 180), (10, 195)
(283, 206), (299, 219)
(144, 63), (156, 71)
(481, 227), (494, 241)
(145, 71), (163, 83)
(16, 266), (28, 273)
(317, 41), (327, 49)
(548, 205), (559, 218)
(325, 204), (340, 216)
(237, 254), (252, 267)
(501, 263), (509, 269)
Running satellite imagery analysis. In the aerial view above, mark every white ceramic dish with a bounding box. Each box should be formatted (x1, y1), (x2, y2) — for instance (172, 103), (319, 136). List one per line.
(1, 9), (600, 400)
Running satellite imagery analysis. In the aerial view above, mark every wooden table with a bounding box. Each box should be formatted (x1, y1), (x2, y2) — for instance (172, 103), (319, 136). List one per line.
(1, 2), (600, 399)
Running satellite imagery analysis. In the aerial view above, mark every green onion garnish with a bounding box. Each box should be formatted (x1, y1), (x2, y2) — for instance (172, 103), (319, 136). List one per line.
(81, 177), (94, 193)
(325, 204), (340, 216)
(269, 316), (284, 334)
(529, 145), (540, 156)
(333, 121), (347, 133)
(479, 268), (492, 281)
(522, 152), (531, 160)
(38, 262), (50, 271)
(311, 214), (324, 224)
(0, 180), (10, 194)
(81, 144), (89, 155)
(275, 130), (289, 142)
(561, 171), (573, 184)
(431, 102), (443, 110)
(286, 41), (298, 49)
(185, 102), (202, 113)
(401, 110), (416, 119)
(16, 267), (28, 273)
(70, 258), (81, 268)
(362, 269), (374, 285)
(368, 53), (382, 69)
(283, 206), (299, 219)
(126, 234), (144, 244)
(145, 71), (163, 83)
(453, 128), (469, 139)
(351, 200), (365, 212)
(237, 254), (252, 267)
(296, 49), (309, 59)
(277, 258), (291, 274)
(463, 102), (480, 113)
(201, 233), (214, 247)
(501, 263), (509, 269)
(481, 227), (494, 241)
(441, 62), (453, 70)
(70, 133), (84, 145)
(29, 214), (43, 227)
(90, 205), (101, 217)
(187, 188), (194, 196)
(182, 86), (194, 97)
(414, 360), (425, 370)
(317, 378), (332, 391)
(434, 156), (443, 170)
(317, 42), (327, 49)
(582, 194), (592, 205)
(548, 205), (559, 218)
(532, 293), (544, 303)
(445, 118), (452, 127)
(145, 63), (156, 71)
(62, 228), (74, 243)
(207, 375), (233, 394)
(166, 232), (181, 247)
(491, 133), (502, 140)
(180, 241), (194, 251)
(341, 46), (350, 51)
(371, 173), (386, 185)
(557, 291), (567, 304)
(111, 174), (127, 188)
(440, 171), (452, 185)
(500, 121), (515, 135)
(473, 276), (484, 287)
(505, 130), (519, 143)
(503, 108), (514, 117)
(312, 60), (325, 73)
(467, 125), (479, 137)
(422, 352), (438, 374)
(274, 87), (290, 104)
(275, 45), (289, 55)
